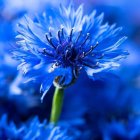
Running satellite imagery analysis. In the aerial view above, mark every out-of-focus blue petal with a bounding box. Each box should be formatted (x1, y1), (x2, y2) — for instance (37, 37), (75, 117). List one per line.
(0, 114), (90, 140)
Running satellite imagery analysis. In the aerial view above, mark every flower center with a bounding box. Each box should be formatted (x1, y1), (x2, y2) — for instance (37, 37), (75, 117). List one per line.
(44, 28), (98, 68)
(38, 28), (99, 88)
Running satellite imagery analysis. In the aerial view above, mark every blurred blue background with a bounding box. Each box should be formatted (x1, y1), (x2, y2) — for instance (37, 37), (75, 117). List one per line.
(0, 0), (140, 139)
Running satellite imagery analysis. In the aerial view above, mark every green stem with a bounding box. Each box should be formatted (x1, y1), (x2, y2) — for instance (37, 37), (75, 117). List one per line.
(50, 87), (64, 124)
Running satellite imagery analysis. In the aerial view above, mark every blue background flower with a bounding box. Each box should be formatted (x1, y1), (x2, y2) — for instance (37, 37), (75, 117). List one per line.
(0, 114), (87, 140)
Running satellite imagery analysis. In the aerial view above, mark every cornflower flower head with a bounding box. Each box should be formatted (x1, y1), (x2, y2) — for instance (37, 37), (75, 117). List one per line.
(14, 3), (128, 100)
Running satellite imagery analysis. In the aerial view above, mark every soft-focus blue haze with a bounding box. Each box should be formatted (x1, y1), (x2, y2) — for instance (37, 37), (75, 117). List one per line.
(0, 0), (140, 139)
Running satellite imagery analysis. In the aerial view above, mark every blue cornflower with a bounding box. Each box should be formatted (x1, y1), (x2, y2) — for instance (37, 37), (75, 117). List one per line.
(0, 114), (87, 140)
(14, 3), (128, 99)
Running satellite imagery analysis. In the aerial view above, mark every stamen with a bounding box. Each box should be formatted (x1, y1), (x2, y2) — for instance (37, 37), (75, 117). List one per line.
(75, 30), (82, 44)
(49, 38), (57, 49)
(45, 34), (56, 49)
(98, 54), (104, 59)
(93, 42), (99, 49)
(61, 28), (64, 38)
(65, 50), (69, 59)
(58, 30), (62, 44)
(73, 69), (78, 78)
(87, 42), (99, 56)
(46, 33), (50, 42)
(49, 27), (52, 37)
(51, 62), (61, 69)
(82, 61), (99, 69)
(65, 47), (72, 60)
(39, 48), (53, 57)
(84, 46), (94, 56)
(69, 60), (76, 66)
(49, 32), (52, 37)
(55, 45), (61, 55)
(69, 28), (74, 42)
(77, 66), (83, 71)
(55, 62), (60, 66)
(84, 43), (99, 56)
(80, 52), (85, 58)
(80, 33), (90, 47)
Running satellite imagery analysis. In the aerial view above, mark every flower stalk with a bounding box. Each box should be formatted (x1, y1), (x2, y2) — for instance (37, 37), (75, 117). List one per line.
(50, 87), (64, 124)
